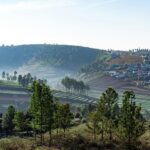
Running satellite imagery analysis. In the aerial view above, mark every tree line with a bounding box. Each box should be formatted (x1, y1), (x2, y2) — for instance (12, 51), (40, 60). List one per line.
(1, 71), (47, 87)
(61, 76), (90, 94)
(18, 73), (47, 87)
(2, 71), (18, 81)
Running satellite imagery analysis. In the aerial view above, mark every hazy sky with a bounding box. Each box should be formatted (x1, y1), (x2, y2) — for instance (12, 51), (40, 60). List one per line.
(0, 0), (150, 50)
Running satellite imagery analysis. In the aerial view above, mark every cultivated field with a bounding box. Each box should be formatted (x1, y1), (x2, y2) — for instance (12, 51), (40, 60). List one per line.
(0, 76), (150, 112)
(88, 89), (150, 111)
(0, 82), (97, 112)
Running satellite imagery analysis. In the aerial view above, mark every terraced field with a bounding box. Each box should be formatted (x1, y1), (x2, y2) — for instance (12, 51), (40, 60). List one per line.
(85, 75), (150, 111)
(0, 88), (30, 112)
(88, 90), (150, 111)
(0, 80), (149, 113)
(0, 83), (97, 112)
(53, 91), (97, 104)
(0, 80), (20, 86)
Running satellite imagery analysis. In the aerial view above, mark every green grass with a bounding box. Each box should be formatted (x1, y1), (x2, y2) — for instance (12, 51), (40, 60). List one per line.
(0, 80), (20, 86)
(0, 90), (27, 95)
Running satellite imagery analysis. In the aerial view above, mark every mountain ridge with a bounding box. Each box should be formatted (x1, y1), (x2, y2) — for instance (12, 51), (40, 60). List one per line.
(0, 44), (103, 70)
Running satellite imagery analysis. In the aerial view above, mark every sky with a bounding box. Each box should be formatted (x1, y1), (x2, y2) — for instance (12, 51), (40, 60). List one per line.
(0, 0), (150, 50)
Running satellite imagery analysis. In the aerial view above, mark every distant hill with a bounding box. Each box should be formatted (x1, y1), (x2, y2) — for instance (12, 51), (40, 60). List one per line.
(33, 45), (102, 70)
(0, 44), (102, 70)
(0, 45), (36, 68)
(1, 45), (150, 89)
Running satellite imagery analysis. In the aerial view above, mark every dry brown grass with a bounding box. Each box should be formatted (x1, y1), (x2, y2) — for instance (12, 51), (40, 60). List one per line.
(0, 137), (35, 150)
(0, 125), (149, 150)
(139, 129), (150, 150)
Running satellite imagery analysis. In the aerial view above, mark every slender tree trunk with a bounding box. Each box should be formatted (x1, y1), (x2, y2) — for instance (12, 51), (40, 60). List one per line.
(40, 102), (43, 145)
(94, 127), (96, 140)
(33, 122), (36, 143)
(109, 122), (112, 142)
(57, 127), (59, 135)
(40, 120), (43, 145)
(109, 130), (112, 142)
(49, 128), (52, 147)
(34, 131), (36, 142)
(101, 122), (104, 141)
(128, 131), (131, 150)
(64, 128), (66, 137)
(101, 130), (104, 141)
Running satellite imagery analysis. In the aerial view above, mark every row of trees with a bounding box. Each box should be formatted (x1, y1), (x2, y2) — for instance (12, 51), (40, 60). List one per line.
(18, 73), (35, 87)
(1, 81), (73, 146)
(87, 88), (145, 149)
(61, 76), (90, 94)
(1, 71), (47, 87)
(18, 73), (47, 87)
(2, 71), (17, 81)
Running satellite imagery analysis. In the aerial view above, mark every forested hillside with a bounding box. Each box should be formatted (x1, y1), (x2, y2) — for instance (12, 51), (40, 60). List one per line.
(0, 45), (37, 68)
(0, 44), (102, 70)
(33, 45), (101, 70)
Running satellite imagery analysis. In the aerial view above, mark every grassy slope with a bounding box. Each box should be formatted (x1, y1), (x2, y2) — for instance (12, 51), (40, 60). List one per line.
(0, 124), (149, 150)
(0, 80), (20, 86)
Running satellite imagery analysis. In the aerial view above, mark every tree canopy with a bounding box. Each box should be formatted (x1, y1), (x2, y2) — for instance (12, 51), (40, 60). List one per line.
(61, 76), (90, 93)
